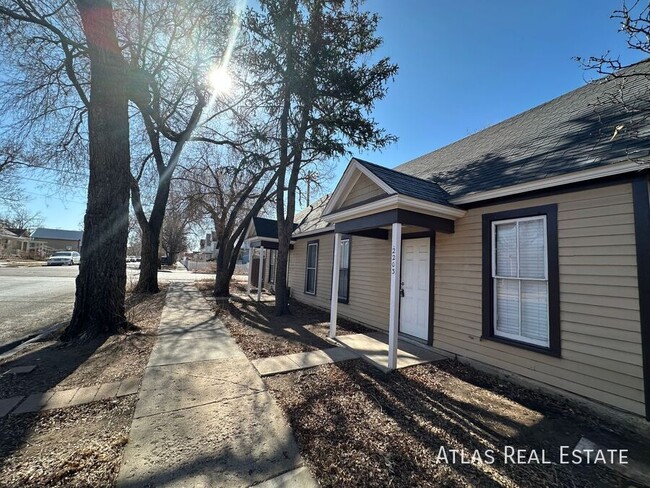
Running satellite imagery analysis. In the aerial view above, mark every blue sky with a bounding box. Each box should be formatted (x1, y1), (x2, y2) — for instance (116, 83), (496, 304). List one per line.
(15, 0), (646, 230)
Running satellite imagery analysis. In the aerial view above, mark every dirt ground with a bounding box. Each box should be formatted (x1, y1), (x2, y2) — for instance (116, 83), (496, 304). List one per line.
(203, 281), (649, 487)
(0, 286), (167, 487)
(197, 281), (370, 359)
(266, 359), (647, 488)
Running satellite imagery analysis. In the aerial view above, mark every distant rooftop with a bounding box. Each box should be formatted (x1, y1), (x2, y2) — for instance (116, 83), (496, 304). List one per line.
(32, 228), (83, 241)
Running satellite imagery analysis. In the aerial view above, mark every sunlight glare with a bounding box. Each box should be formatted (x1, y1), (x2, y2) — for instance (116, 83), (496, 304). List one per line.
(208, 67), (232, 94)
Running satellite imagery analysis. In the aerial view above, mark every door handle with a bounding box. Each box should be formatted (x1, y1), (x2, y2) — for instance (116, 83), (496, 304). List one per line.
(400, 288), (405, 298)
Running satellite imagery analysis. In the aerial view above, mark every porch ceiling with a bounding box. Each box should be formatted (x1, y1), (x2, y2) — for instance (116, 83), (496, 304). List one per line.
(247, 238), (293, 250)
(334, 208), (455, 235)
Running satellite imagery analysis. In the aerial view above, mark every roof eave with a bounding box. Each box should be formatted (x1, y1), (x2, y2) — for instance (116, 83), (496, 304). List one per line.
(323, 194), (466, 224)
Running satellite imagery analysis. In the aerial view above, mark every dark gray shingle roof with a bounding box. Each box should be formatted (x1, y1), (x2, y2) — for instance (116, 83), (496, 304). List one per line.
(32, 228), (83, 241)
(394, 59), (650, 198)
(252, 217), (299, 239)
(354, 158), (453, 206)
(294, 195), (331, 234)
(252, 217), (279, 239)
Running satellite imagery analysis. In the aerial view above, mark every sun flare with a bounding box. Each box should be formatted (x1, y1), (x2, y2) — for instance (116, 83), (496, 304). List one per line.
(207, 67), (232, 94)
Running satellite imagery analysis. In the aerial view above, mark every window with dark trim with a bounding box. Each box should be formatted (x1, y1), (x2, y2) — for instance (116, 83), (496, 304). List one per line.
(268, 250), (276, 284)
(305, 241), (318, 295)
(338, 236), (351, 303)
(482, 204), (560, 356)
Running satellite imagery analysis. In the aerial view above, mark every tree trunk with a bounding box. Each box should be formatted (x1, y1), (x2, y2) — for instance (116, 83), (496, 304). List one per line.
(274, 221), (292, 315)
(214, 268), (231, 297)
(134, 223), (160, 293)
(63, 0), (130, 341)
(213, 245), (230, 297)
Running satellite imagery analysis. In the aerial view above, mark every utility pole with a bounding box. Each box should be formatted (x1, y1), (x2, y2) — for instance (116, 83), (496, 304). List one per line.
(305, 170), (318, 206)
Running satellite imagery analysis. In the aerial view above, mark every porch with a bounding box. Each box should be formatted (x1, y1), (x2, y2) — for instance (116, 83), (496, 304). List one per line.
(323, 158), (467, 371)
(330, 331), (446, 373)
(243, 216), (291, 302)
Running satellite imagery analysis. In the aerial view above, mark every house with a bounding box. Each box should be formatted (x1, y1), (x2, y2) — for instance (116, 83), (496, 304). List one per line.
(0, 227), (30, 255)
(31, 228), (83, 252)
(198, 232), (218, 260)
(249, 61), (650, 421)
(243, 217), (299, 298)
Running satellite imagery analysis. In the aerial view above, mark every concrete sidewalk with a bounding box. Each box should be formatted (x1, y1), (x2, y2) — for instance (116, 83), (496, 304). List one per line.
(117, 283), (316, 488)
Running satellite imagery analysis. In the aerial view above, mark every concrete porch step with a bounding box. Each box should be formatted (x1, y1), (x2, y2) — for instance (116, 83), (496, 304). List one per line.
(252, 347), (360, 377)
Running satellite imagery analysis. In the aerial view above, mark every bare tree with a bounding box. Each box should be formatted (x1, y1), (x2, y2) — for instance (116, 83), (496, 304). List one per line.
(245, 0), (398, 315)
(180, 145), (278, 296)
(0, 143), (29, 205)
(64, 0), (131, 340)
(160, 192), (193, 265)
(573, 1), (650, 159)
(125, 0), (240, 293)
(0, 1), (132, 340)
(577, 1), (650, 75)
(0, 205), (43, 231)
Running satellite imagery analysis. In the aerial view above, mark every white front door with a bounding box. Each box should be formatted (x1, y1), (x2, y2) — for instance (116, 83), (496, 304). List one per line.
(399, 237), (430, 340)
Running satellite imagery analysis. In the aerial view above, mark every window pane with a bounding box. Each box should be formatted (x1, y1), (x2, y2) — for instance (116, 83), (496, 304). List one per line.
(495, 278), (519, 336)
(495, 223), (517, 277)
(521, 280), (549, 344)
(519, 219), (545, 279)
(340, 240), (350, 270)
(338, 269), (349, 300)
(307, 244), (317, 268)
(306, 269), (316, 292)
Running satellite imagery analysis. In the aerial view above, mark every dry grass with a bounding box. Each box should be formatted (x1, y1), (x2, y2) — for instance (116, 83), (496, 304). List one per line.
(0, 286), (168, 487)
(0, 398), (136, 488)
(0, 285), (168, 397)
(266, 359), (639, 488)
(196, 281), (370, 359)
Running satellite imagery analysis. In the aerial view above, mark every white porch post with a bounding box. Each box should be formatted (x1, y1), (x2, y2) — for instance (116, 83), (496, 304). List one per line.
(257, 246), (265, 302)
(329, 232), (342, 338)
(388, 223), (402, 370)
(247, 249), (253, 295)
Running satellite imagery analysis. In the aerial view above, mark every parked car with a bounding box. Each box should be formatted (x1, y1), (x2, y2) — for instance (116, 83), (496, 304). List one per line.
(47, 251), (80, 266)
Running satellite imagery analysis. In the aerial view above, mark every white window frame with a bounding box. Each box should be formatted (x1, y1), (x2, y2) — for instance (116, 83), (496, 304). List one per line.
(305, 241), (318, 295)
(491, 215), (550, 347)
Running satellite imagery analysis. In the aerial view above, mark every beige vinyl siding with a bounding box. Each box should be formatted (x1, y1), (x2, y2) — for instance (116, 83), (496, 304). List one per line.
(288, 233), (391, 330)
(434, 183), (645, 416)
(339, 173), (386, 207)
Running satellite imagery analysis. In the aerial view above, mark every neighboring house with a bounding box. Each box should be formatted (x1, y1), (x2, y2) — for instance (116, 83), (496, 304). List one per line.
(250, 61), (650, 420)
(243, 217), (299, 296)
(0, 227), (30, 255)
(31, 228), (83, 252)
(198, 232), (218, 260)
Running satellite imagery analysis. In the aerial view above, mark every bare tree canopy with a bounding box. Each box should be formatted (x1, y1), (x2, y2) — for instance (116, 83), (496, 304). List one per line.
(0, 205), (43, 231)
(179, 144), (278, 296)
(1, 0), (132, 341)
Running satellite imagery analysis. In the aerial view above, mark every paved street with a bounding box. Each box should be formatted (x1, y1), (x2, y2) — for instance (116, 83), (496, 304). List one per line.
(0, 264), (212, 352)
(0, 266), (77, 350)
